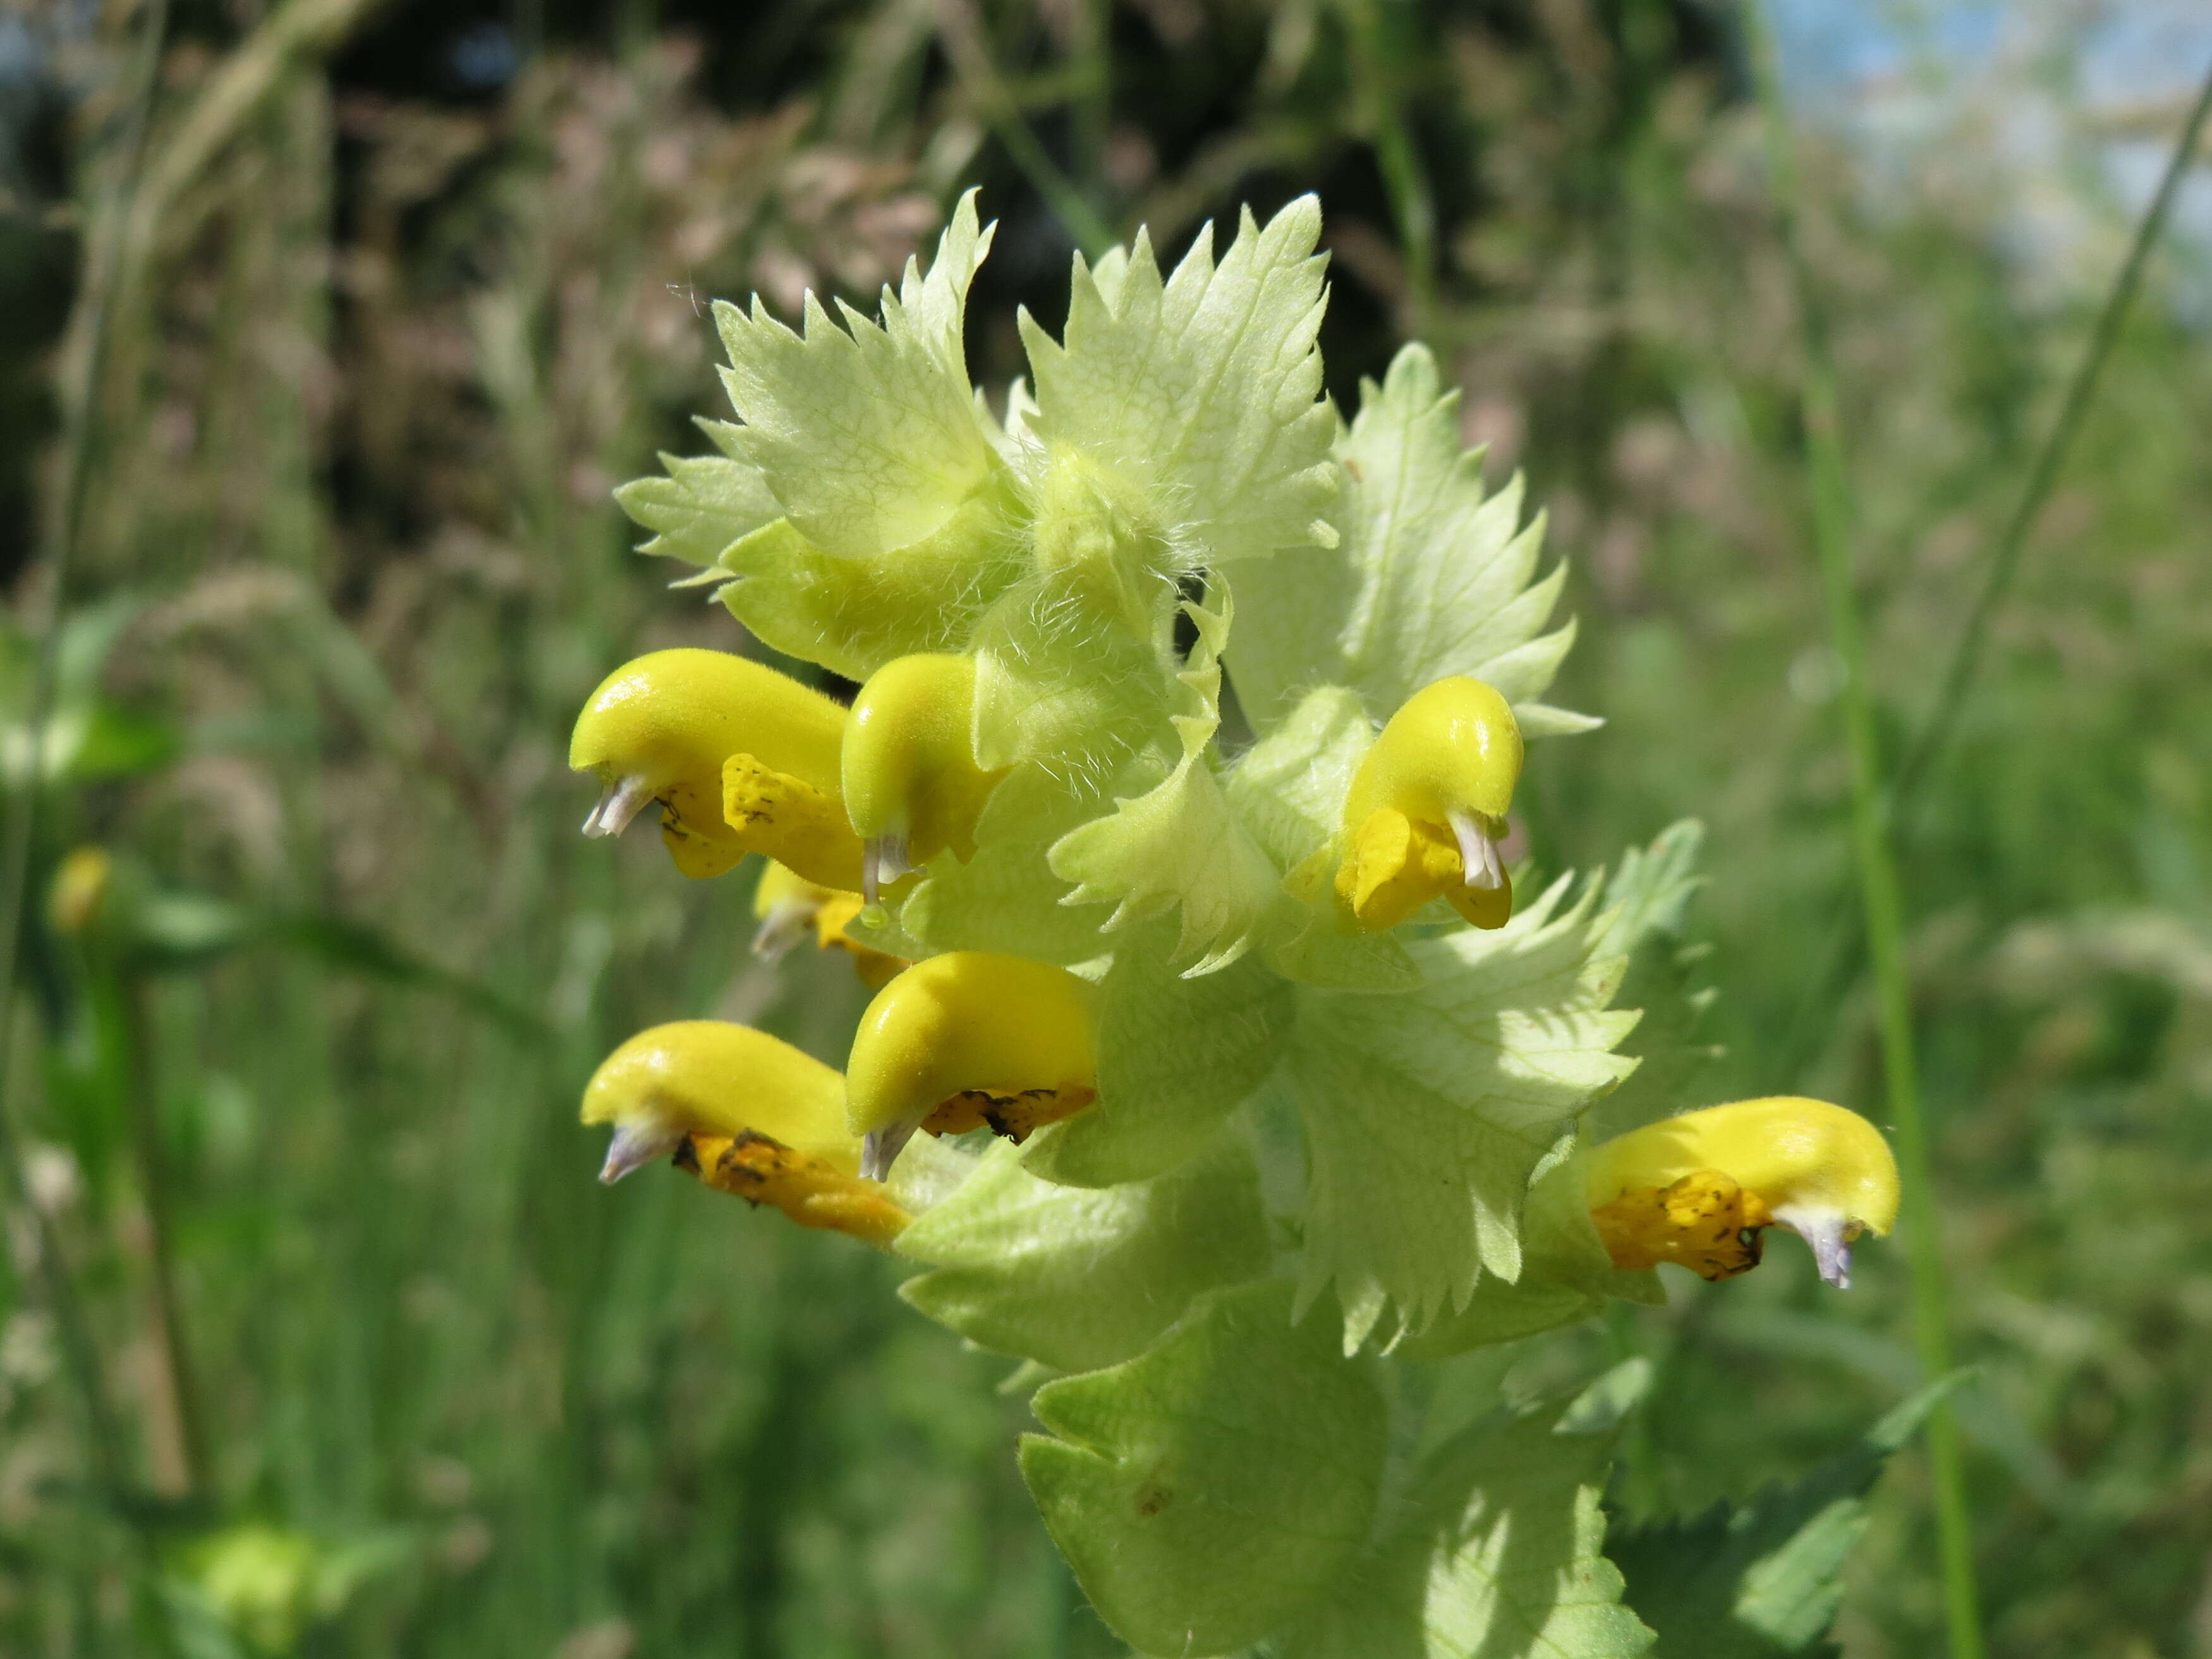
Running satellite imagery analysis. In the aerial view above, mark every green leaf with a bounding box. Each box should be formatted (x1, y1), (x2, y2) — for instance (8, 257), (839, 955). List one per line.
(896, 762), (1121, 964)
(270, 915), (547, 1041)
(897, 1130), (1271, 1373)
(1018, 196), (1339, 576)
(1607, 1378), (1966, 1659)
(1021, 1280), (1387, 1656)
(712, 502), (1027, 686)
(1229, 343), (1588, 736)
(712, 191), (1002, 563)
(1595, 820), (1708, 959)
(1400, 1150), (1661, 1361)
(1021, 921), (1292, 1188)
(1280, 1389), (1655, 1659)
(1049, 588), (1278, 975)
(612, 437), (783, 571)
(1285, 878), (1641, 1352)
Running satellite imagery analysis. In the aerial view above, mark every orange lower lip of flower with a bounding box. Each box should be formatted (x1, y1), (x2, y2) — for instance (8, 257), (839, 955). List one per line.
(676, 1131), (911, 1248)
(920, 1082), (1098, 1143)
(1334, 807), (1514, 932)
(1588, 1168), (1782, 1281)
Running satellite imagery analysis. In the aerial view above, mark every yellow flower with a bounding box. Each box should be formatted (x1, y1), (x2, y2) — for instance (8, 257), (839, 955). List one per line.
(844, 952), (1098, 1180)
(750, 861), (909, 988)
(569, 648), (863, 887)
(1584, 1096), (1900, 1287)
(581, 1021), (908, 1246)
(47, 846), (114, 936)
(1320, 677), (1523, 932)
(841, 653), (1007, 901)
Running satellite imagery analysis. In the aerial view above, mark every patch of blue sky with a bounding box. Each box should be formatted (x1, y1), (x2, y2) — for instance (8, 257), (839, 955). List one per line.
(1767, 0), (2211, 316)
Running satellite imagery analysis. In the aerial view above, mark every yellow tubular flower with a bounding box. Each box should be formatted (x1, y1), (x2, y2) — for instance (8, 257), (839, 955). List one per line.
(580, 1021), (908, 1246)
(749, 861), (909, 988)
(844, 952), (1099, 1181)
(48, 846), (114, 936)
(1334, 677), (1523, 932)
(1583, 1097), (1900, 1288)
(569, 648), (864, 886)
(841, 653), (1008, 902)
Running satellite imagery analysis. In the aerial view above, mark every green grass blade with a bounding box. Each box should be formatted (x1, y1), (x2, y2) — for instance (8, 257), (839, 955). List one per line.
(1897, 62), (2212, 799)
(1745, 6), (1983, 1656)
(1777, 59), (2212, 1090)
(0, 0), (180, 1645)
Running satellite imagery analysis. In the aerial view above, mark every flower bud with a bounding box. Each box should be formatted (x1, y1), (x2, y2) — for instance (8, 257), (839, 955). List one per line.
(841, 654), (1007, 901)
(581, 1020), (908, 1245)
(569, 648), (863, 885)
(844, 952), (1098, 1180)
(1328, 676), (1522, 932)
(750, 861), (909, 988)
(1584, 1096), (1899, 1287)
(48, 846), (114, 937)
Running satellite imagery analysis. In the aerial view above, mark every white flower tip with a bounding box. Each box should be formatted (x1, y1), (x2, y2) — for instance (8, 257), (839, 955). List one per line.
(599, 1119), (681, 1184)
(750, 898), (817, 962)
(582, 774), (657, 839)
(863, 833), (912, 906)
(1774, 1204), (1855, 1289)
(1448, 809), (1506, 891)
(860, 1121), (916, 1183)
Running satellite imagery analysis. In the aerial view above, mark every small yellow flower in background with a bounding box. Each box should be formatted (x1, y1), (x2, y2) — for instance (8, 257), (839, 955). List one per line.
(183, 1522), (320, 1654)
(1584, 1096), (1900, 1287)
(841, 653), (1007, 901)
(569, 648), (863, 887)
(581, 1020), (908, 1245)
(750, 861), (909, 988)
(48, 846), (113, 936)
(844, 951), (1098, 1180)
(1323, 677), (1524, 932)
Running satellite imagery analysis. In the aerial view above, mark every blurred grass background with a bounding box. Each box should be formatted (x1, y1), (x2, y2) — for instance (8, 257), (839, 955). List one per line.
(0, 1), (2207, 1654)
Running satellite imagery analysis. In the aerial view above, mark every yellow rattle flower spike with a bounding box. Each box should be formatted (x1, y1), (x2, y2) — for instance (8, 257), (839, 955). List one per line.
(569, 647), (865, 887)
(581, 1021), (909, 1248)
(750, 861), (910, 988)
(1583, 1096), (1900, 1288)
(841, 653), (1009, 903)
(1332, 676), (1524, 932)
(844, 951), (1099, 1181)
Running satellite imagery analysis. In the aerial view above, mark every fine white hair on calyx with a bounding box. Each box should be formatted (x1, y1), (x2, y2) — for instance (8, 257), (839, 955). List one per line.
(1448, 809), (1505, 890)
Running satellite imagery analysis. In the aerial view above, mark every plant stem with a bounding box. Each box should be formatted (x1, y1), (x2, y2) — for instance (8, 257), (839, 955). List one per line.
(1071, 0), (1112, 209)
(1744, 8), (1983, 1658)
(1895, 61), (2212, 798)
(123, 976), (210, 1493)
(0, 0), (171, 1471)
(1775, 59), (2212, 1091)
(1340, 0), (1438, 336)
(932, 0), (1115, 258)
(0, 0), (178, 1644)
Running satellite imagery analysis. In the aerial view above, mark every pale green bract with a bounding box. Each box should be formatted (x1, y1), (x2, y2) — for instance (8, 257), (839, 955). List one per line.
(1280, 1389), (1655, 1659)
(1229, 341), (1595, 738)
(1286, 877), (1642, 1354)
(1049, 586), (1279, 975)
(1021, 1281), (1387, 1656)
(609, 189), (1876, 1659)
